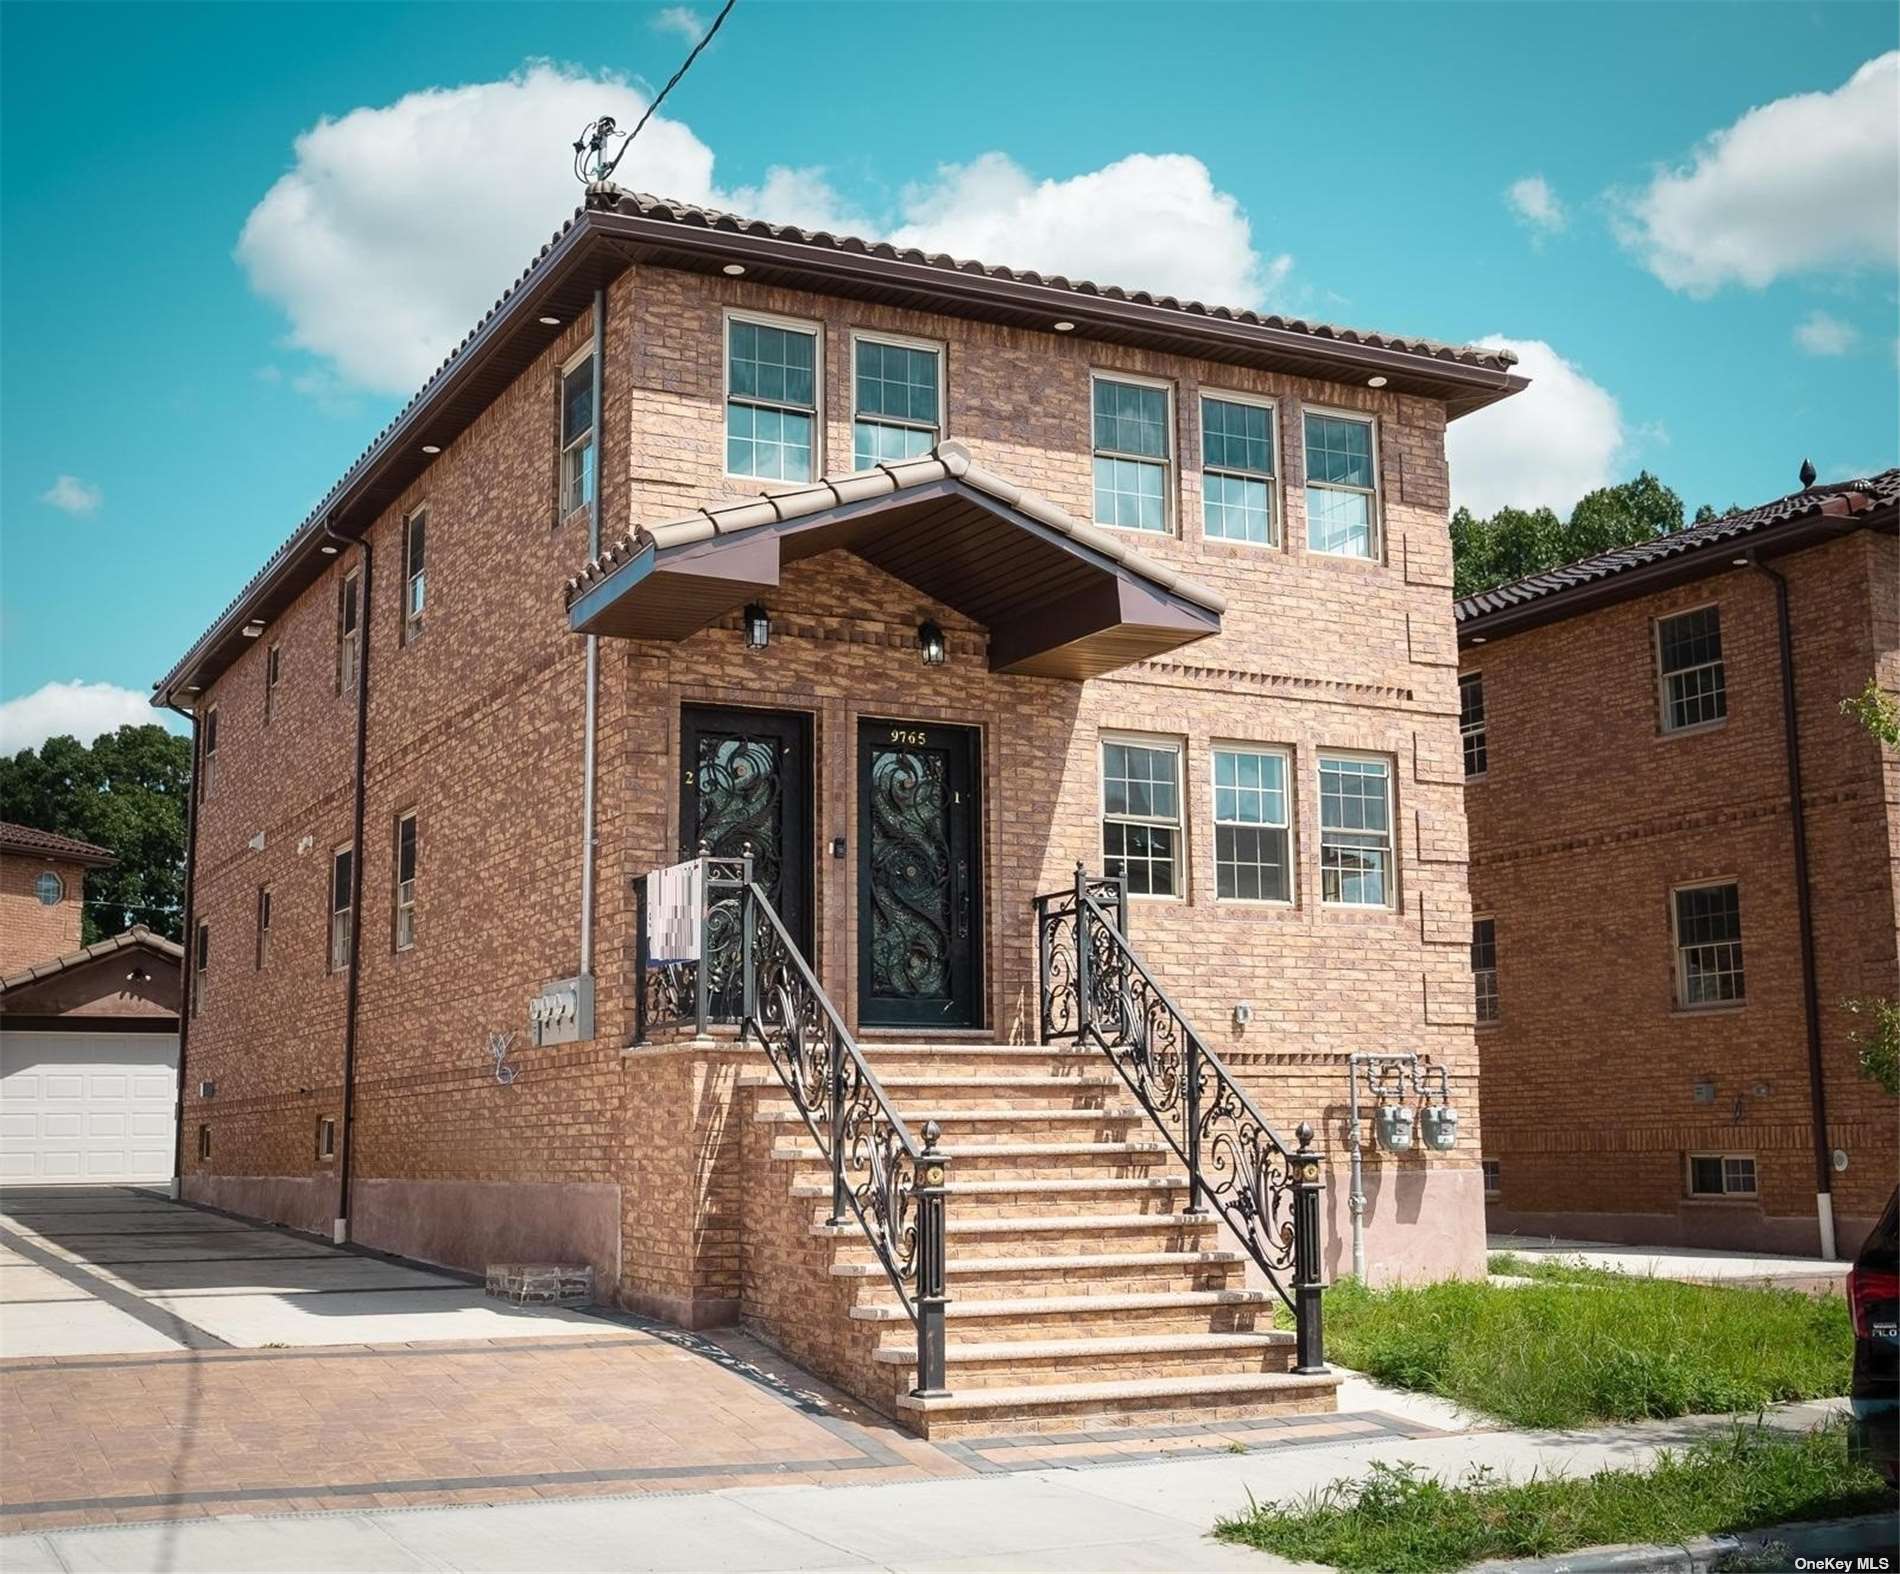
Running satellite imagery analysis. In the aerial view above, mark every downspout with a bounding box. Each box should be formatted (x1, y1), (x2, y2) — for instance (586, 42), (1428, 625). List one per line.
(1747, 550), (1835, 1259)
(165, 700), (200, 1200)
(579, 289), (605, 982)
(328, 517), (372, 1245)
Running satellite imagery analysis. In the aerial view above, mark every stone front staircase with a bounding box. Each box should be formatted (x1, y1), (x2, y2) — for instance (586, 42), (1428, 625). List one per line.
(744, 1039), (1339, 1439)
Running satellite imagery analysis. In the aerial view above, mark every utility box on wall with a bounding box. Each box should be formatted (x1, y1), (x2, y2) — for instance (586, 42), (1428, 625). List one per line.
(529, 975), (594, 1047)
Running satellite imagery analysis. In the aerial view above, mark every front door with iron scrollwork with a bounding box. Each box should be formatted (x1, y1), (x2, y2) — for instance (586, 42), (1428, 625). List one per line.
(680, 707), (813, 1019)
(857, 720), (981, 1029)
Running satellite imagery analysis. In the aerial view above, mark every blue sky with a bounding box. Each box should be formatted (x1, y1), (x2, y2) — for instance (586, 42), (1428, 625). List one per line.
(3, 1), (1895, 749)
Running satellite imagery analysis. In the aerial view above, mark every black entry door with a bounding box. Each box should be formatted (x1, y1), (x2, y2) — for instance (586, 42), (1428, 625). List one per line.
(680, 708), (813, 1013)
(858, 720), (982, 1029)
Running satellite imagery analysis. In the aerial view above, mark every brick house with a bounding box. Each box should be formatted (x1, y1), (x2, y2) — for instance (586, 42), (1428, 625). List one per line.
(1457, 470), (1899, 1259)
(152, 187), (1523, 1433)
(0, 822), (115, 972)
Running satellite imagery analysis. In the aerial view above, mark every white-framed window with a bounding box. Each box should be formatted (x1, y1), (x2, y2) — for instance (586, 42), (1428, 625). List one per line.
(317, 1116), (337, 1162)
(1687, 1152), (1756, 1198)
(1657, 606), (1726, 733)
(1318, 753), (1394, 907)
(255, 885), (272, 971)
(1303, 408), (1380, 559)
(200, 706), (219, 799)
(1091, 372), (1172, 533)
(1481, 1158), (1501, 1198)
(1200, 392), (1277, 545)
(34, 870), (63, 906)
(402, 509), (427, 643)
(1101, 735), (1183, 897)
(852, 332), (941, 469)
(726, 311), (820, 482)
(330, 844), (354, 974)
(394, 810), (418, 952)
(337, 568), (361, 697)
(264, 642), (281, 724)
(1459, 672), (1487, 779)
(1212, 745), (1291, 902)
(1472, 917), (1499, 1023)
(197, 1124), (211, 1162)
(560, 351), (596, 517)
(1674, 881), (1744, 1006)
(192, 921), (208, 1019)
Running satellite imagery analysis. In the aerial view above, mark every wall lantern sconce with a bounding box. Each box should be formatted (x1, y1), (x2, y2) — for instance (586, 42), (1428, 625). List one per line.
(917, 619), (947, 667)
(743, 602), (771, 651)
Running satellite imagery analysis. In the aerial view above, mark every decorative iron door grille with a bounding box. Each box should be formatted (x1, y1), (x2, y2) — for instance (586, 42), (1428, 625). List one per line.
(680, 707), (813, 1020)
(857, 719), (981, 1028)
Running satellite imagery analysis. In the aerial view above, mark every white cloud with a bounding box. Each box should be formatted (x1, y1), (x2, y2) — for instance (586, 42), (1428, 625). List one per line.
(1445, 337), (1625, 517)
(1617, 52), (1899, 294)
(1793, 310), (1859, 356)
(650, 6), (707, 43)
(1506, 175), (1565, 236)
(889, 152), (1284, 306)
(0, 681), (153, 753)
(39, 474), (102, 516)
(237, 66), (1284, 395)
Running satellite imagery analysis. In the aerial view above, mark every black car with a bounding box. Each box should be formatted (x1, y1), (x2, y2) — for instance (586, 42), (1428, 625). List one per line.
(1849, 1187), (1899, 1487)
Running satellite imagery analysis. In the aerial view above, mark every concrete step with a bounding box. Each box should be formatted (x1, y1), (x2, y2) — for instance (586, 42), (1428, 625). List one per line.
(892, 1369), (1339, 1440)
(815, 1211), (1224, 1259)
(873, 1330), (1296, 1387)
(848, 1288), (1269, 1343)
(772, 1139), (1171, 1181)
(834, 1248), (1247, 1297)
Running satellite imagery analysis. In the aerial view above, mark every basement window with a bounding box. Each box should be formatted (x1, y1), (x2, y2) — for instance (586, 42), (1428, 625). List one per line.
(1688, 1152), (1756, 1198)
(1657, 605), (1726, 732)
(852, 334), (941, 468)
(1091, 373), (1171, 533)
(726, 314), (818, 482)
(330, 845), (354, 974)
(1481, 1159), (1500, 1198)
(316, 1117), (337, 1162)
(1674, 881), (1744, 1007)
(560, 353), (596, 517)
(394, 811), (418, 952)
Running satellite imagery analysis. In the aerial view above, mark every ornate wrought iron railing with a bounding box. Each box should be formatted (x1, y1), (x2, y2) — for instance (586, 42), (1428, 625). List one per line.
(1032, 863), (1326, 1373)
(635, 850), (948, 1395)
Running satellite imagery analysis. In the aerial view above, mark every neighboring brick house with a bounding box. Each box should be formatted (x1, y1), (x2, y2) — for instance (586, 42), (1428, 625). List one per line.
(1458, 470), (1899, 1259)
(152, 187), (1524, 1433)
(0, 822), (115, 972)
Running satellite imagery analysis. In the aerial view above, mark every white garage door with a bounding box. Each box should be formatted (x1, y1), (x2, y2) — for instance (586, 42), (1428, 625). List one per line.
(0, 1032), (178, 1183)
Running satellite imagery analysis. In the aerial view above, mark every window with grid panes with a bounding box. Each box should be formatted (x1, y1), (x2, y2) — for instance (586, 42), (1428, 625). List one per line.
(1318, 755), (1393, 906)
(1675, 882), (1744, 1005)
(1459, 672), (1488, 777)
(1092, 377), (1170, 532)
(1472, 918), (1499, 1022)
(1658, 607), (1726, 731)
(1212, 747), (1290, 900)
(1201, 397), (1276, 544)
(1101, 739), (1182, 895)
(1304, 412), (1379, 558)
(727, 318), (817, 481)
(853, 338), (940, 468)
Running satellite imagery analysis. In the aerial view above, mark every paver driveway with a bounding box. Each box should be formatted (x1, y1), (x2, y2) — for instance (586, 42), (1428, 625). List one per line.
(0, 1186), (1435, 1538)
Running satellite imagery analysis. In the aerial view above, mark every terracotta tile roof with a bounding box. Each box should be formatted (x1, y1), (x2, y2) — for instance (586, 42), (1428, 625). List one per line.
(0, 821), (116, 867)
(1455, 469), (1900, 630)
(565, 439), (1228, 617)
(0, 925), (182, 993)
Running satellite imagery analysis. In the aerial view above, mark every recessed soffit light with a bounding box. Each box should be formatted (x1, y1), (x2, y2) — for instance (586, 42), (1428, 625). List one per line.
(421, 444), (441, 455)
(1367, 376), (1388, 388)
(722, 263), (746, 276)
(320, 544), (339, 555)
(538, 315), (560, 326)
(1053, 320), (1076, 333)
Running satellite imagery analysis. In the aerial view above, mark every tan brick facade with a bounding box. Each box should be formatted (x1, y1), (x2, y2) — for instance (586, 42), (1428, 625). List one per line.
(1463, 527), (1899, 1257)
(176, 254), (1488, 1351)
(1, 854), (90, 973)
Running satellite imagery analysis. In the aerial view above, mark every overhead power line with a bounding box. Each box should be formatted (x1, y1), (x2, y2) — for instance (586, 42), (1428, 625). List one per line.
(573, 0), (738, 186)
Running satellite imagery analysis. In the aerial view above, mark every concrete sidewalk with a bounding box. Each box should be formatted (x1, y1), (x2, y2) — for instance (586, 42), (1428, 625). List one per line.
(1487, 1233), (1848, 1294)
(1, 1401), (1859, 1573)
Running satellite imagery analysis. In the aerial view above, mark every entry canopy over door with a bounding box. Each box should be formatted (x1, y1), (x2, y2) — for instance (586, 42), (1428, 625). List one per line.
(565, 442), (1225, 681)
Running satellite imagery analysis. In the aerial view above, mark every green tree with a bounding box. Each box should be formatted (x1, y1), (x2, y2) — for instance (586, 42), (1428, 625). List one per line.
(1453, 472), (1690, 598)
(1566, 471), (1685, 556)
(1839, 676), (1899, 1096)
(0, 723), (191, 942)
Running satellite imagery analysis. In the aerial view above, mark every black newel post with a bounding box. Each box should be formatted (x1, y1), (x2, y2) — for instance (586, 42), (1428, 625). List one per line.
(633, 873), (649, 1046)
(1035, 896), (1053, 1044)
(1072, 861), (1092, 1041)
(1184, 1032), (1205, 1214)
(827, 1025), (848, 1226)
(1292, 1120), (1327, 1374)
(912, 1119), (949, 1396)
(740, 855), (756, 1026)
(693, 842), (711, 1038)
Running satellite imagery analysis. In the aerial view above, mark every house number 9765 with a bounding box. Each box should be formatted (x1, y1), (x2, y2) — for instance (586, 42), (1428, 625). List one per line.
(889, 728), (927, 746)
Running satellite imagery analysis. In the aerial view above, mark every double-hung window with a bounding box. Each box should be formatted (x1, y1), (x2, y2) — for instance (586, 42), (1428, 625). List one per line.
(337, 569), (361, 696)
(1674, 881), (1744, 1006)
(1212, 746), (1291, 902)
(852, 335), (940, 469)
(1318, 754), (1394, 907)
(560, 354), (596, 517)
(1201, 395), (1277, 544)
(264, 643), (281, 724)
(330, 845), (354, 974)
(402, 510), (426, 643)
(1304, 410), (1379, 558)
(1657, 606), (1725, 732)
(1459, 672), (1488, 778)
(726, 314), (818, 482)
(1101, 738), (1182, 896)
(255, 886), (272, 971)
(1091, 374), (1170, 532)
(394, 811), (418, 951)
(200, 707), (219, 800)
(1688, 1153), (1756, 1198)
(1472, 918), (1499, 1023)
(192, 922), (208, 1019)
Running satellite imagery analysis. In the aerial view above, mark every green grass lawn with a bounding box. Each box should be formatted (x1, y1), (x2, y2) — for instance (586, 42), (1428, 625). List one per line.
(1309, 1264), (1851, 1428)
(1213, 1422), (1890, 1574)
